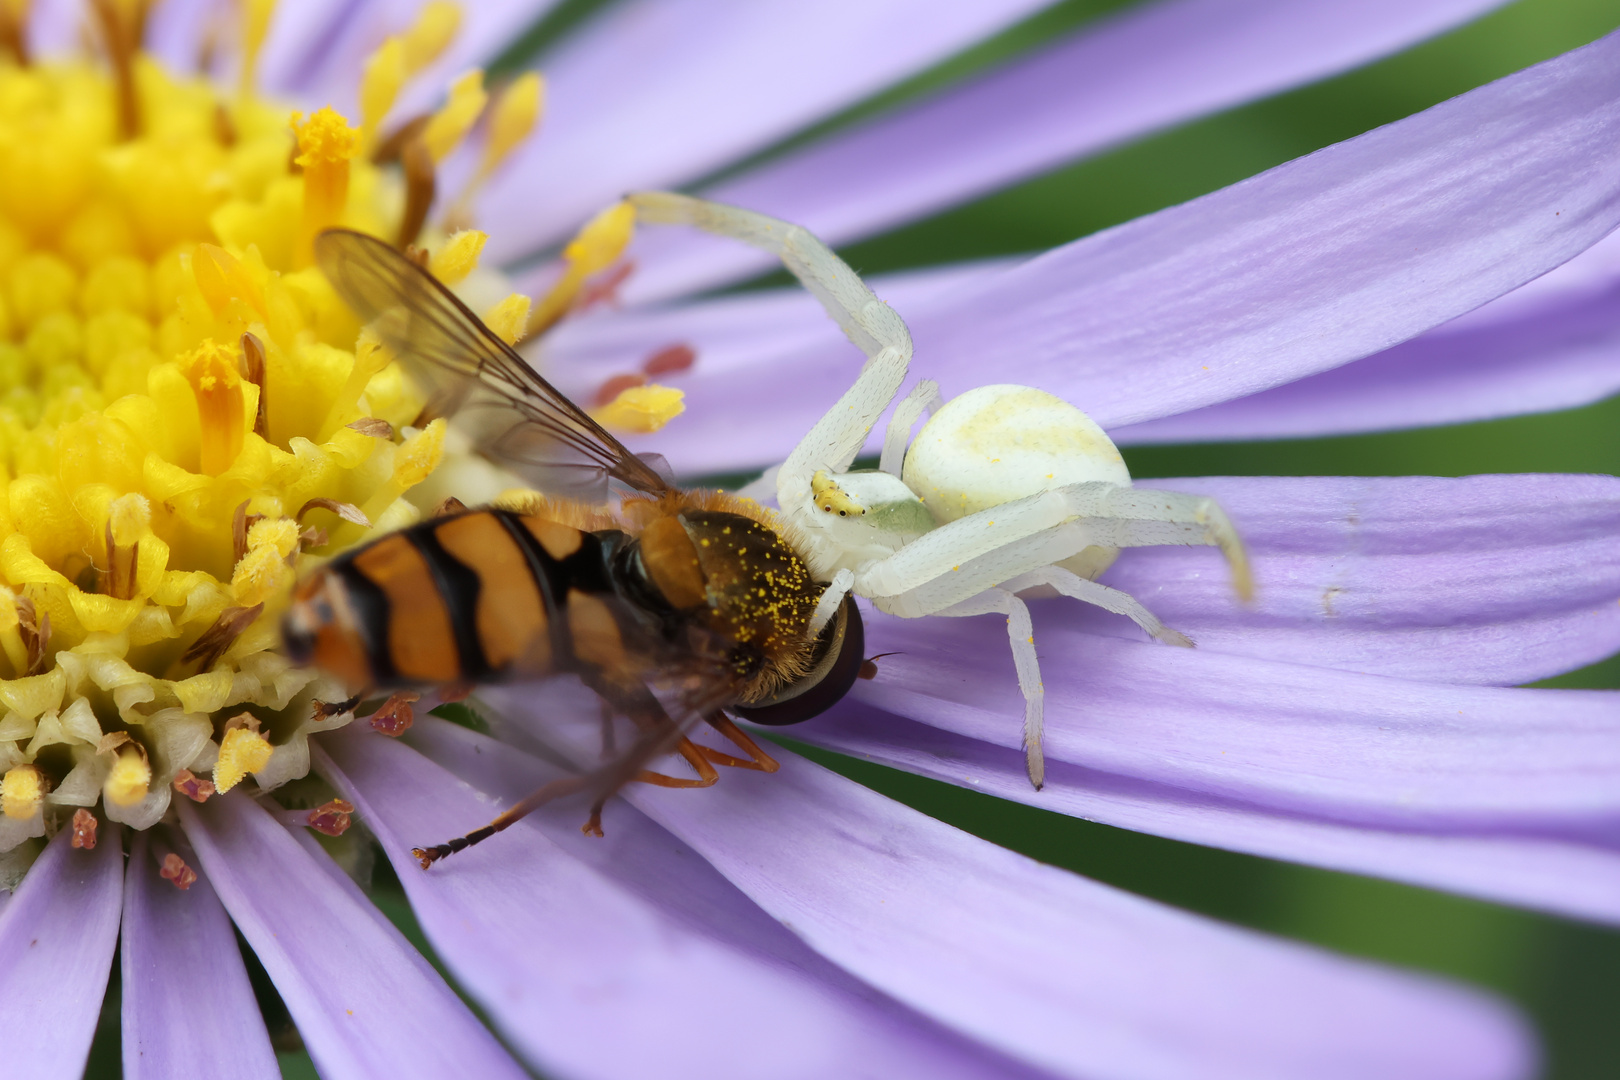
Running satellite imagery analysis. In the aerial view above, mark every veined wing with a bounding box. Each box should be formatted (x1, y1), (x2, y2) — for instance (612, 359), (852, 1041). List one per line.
(316, 228), (671, 497)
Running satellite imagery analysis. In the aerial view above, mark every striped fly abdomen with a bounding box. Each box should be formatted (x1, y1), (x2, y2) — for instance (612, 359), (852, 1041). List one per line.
(282, 508), (630, 692)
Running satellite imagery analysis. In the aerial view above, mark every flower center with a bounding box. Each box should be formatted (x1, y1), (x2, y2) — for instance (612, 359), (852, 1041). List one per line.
(0, 0), (577, 853)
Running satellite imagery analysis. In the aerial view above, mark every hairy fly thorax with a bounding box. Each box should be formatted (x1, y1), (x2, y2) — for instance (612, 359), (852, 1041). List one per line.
(622, 490), (823, 704)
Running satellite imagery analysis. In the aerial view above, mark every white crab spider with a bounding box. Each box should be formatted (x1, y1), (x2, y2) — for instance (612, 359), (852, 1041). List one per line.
(629, 193), (1253, 788)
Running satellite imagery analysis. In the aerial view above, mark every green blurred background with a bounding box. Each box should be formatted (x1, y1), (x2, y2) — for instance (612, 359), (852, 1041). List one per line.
(86, 0), (1620, 1075)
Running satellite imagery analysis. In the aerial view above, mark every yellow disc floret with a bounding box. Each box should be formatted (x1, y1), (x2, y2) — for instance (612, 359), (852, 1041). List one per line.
(0, 19), (530, 853)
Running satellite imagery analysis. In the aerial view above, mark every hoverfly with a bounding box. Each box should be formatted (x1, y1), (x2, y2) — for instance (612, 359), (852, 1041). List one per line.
(284, 220), (873, 867)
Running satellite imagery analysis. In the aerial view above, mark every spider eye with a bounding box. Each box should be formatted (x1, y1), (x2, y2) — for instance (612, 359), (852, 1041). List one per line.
(732, 598), (864, 726)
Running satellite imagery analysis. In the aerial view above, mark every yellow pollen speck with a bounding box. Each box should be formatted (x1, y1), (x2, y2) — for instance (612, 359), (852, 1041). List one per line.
(1, 765), (44, 820)
(105, 746), (152, 806)
(592, 384), (684, 434)
(214, 725), (274, 794)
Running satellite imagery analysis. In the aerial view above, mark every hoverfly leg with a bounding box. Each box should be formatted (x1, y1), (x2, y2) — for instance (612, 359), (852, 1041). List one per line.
(695, 713), (780, 773)
(412, 772), (597, 868)
(597, 699), (617, 759)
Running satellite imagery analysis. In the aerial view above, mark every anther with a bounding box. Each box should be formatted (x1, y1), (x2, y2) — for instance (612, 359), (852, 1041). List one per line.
(240, 332), (269, 438)
(296, 498), (371, 529)
(71, 808), (98, 849)
(181, 603), (263, 670)
(159, 852), (197, 890)
(171, 768), (216, 803)
(643, 343), (696, 377)
(348, 417), (394, 439)
(305, 798), (355, 837)
(369, 691), (420, 737)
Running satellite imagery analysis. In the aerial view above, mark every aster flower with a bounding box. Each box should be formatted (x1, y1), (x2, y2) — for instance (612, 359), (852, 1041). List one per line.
(0, 3), (1616, 1080)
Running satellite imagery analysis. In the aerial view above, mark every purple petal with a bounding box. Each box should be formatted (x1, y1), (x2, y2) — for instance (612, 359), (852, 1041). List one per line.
(533, 259), (1012, 401)
(854, 613), (1620, 834)
(175, 792), (529, 1080)
(642, 28), (1620, 476)
(481, 0), (1052, 262)
(256, 0), (365, 95)
(1093, 474), (1620, 685)
(476, 685), (1536, 1080)
(121, 831), (279, 1080)
(316, 725), (1039, 1080)
(1113, 228), (1620, 442)
(0, 828), (123, 1080)
(799, 700), (1620, 924)
(625, 0), (1514, 302)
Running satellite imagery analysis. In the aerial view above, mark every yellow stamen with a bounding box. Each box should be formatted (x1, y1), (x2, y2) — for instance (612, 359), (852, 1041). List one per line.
(180, 339), (247, 476)
(429, 229), (487, 285)
(360, 37), (407, 152)
(213, 721), (273, 794)
(104, 744), (151, 806)
(481, 73), (544, 180)
(400, 1), (461, 73)
(395, 417), (447, 487)
(1, 764), (44, 819)
(592, 384), (685, 434)
(422, 69), (487, 164)
(293, 107), (360, 263)
(529, 201), (636, 334)
(483, 293), (531, 346)
(239, 0), (277, 96)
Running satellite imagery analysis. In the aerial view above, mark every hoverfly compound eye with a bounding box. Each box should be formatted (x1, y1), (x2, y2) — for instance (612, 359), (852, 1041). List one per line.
(732, 597), (865, 726)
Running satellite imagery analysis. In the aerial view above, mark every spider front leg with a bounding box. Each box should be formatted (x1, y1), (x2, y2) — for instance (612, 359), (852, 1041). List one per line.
(627, 192), (915, 499)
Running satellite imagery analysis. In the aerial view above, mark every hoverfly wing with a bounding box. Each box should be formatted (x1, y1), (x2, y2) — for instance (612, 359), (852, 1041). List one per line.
(315, 228), (672, 496)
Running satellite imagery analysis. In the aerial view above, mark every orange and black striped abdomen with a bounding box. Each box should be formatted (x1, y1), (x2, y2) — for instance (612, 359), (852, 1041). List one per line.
(321, 509), (629, 688)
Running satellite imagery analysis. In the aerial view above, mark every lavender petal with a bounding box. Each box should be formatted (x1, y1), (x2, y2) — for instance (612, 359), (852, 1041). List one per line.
(317, 725), (1041, 1080)
(175, 793), (528, 1080)
(799, 700), (1620, 925)
(646, 28), (1620, 476)
(1096, 473), (1620, 686)
(626, 0), (1514, 302)
(481, 0), (1052, 261)
(0, 827), (123, 1080)
(855, 614), (1620, 835)
(533, 259), (1013, 403)
(571, 720), (1536, 1080)
(1115, 228), (1620, 442)
(121, 831), (279, 1080)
